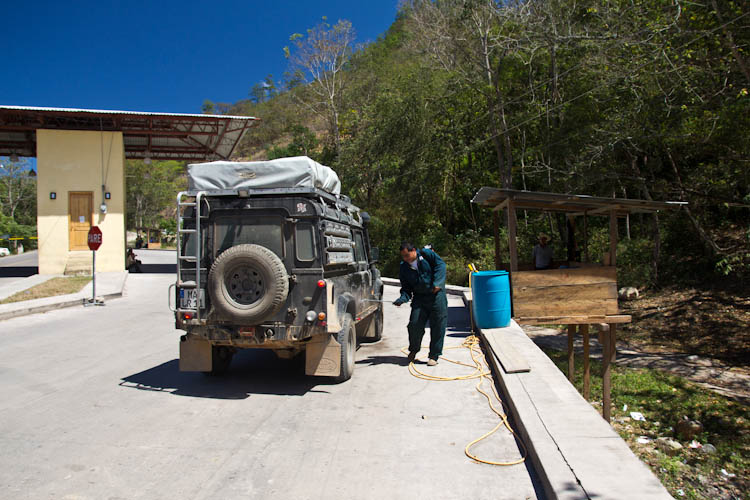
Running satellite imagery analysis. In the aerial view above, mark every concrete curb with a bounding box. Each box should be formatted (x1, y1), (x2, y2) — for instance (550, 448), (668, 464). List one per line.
(0, 272), (128, 322)
(460, 291), (673, 500)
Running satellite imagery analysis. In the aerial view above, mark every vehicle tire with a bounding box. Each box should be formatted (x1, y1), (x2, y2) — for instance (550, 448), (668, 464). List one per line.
(203, 346), (234, 376)
(208, 244), (289, 323)
(360, 304), (383, 343)
(333, 313), (356, 383)
(372, 304), (383, 341)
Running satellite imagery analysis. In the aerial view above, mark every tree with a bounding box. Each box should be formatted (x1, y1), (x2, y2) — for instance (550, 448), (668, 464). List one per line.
(0, 158), (36, 223)
(126, 160), (186, 235)
(284, 17), (356, 158)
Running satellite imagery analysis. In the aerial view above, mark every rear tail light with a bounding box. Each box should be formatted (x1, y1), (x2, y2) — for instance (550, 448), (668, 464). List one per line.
(317, 280), (326, 288)
(183, 312), (193, 321)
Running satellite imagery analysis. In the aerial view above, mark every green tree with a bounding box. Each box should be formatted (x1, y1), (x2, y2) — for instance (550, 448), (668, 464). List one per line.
(0, 158), (36, 225)
(126, 160), (186, 235)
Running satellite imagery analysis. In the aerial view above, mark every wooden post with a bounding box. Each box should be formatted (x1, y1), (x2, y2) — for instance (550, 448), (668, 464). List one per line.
(609, 211), (618, 267)
(609, 324), (617, 362)
(581, 324), (590, 400)
(583, 211), (589, 263)
(567, 324), (575, 383)
(602, 327), (612, 421)
(507, 199), (518, 272)
(493, 211), (500, 269)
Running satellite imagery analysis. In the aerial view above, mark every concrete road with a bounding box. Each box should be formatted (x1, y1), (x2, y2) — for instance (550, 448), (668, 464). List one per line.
(0, 275), (539, 500)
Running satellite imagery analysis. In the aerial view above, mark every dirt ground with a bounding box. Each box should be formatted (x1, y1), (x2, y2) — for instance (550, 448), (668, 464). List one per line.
(618, 285), (750, 366)
(523, 283), (750, 403)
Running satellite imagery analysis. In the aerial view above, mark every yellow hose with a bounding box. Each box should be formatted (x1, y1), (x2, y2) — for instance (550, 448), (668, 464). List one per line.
(402, 335), (527, 466)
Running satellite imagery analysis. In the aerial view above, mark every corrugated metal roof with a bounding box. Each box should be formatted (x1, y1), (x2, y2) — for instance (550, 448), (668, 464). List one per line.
(0, 105), (259, 161)
(0, 105), (256, 121)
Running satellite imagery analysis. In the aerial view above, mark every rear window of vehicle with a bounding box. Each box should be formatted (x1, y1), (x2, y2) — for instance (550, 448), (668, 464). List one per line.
(214, 215), (283, 257)
(295, 222), (316, 261)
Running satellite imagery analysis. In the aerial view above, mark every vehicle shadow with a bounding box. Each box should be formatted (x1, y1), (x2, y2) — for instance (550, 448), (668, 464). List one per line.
(119, 349), (332, 399)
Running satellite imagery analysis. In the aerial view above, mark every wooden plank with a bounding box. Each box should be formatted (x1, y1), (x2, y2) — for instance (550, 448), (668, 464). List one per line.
(581, 324), (590, 400)
(482, 329), (530, 373)
(514, 314), (632, 325)
(567, 325), (575, 383)
(511, 267), (616, 287)
(513, 282), (617, 302)
(513, 298), (619, 317)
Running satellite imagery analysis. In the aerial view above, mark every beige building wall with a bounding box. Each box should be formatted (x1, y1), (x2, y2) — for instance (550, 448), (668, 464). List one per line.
(36, 129), (126, 274)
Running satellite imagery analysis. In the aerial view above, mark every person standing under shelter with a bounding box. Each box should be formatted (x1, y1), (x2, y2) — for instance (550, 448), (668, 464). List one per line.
(532, 232), (554, 270)
(393, 242), (447, 366)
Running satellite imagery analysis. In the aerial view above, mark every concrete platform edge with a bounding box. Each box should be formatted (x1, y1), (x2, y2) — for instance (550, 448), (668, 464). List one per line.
(461, 291), (674, 500)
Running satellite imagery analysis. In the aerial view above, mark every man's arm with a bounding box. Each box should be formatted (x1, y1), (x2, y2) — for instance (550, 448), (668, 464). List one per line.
(422, 248), (446, 291)
(394, 264), (413, 305)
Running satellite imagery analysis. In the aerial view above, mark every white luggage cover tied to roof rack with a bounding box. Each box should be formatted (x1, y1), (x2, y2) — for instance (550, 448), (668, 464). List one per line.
(187, 156), (341, 194)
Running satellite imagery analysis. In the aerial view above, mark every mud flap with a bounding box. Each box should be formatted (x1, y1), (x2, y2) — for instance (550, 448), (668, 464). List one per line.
(305, 334), (341, 377)
(179, 336), (212, 372)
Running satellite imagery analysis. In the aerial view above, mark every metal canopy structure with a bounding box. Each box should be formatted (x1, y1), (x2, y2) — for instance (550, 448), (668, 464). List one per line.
(472, 187), (687, 215)
(0, 105), (259, 162)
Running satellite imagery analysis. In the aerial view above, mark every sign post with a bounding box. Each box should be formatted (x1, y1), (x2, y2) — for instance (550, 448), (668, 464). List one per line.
(85, 226), (104, 307)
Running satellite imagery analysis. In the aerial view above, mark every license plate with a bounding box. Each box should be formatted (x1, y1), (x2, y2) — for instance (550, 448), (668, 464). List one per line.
(180, 289), (204, 309)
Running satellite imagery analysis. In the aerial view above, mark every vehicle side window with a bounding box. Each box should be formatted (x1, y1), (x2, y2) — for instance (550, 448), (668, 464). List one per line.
(353, 232), (366, 263)
(295, 222), (316, 261)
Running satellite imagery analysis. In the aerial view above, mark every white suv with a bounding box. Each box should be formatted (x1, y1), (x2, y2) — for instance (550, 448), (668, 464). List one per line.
(0, 247), (10, 257)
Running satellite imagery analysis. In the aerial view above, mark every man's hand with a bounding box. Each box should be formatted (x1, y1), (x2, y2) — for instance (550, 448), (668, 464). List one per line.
(432, 287), (441, 294)
(393, 298), (405, 307)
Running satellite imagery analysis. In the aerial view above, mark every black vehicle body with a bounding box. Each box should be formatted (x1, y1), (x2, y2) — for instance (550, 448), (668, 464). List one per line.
(171, 186), (383, 381)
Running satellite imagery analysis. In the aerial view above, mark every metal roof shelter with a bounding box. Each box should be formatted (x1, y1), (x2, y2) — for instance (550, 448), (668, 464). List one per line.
(471, 187), (686, 421)
(0, 105), (258, 162)
(472, 188), (687, 215)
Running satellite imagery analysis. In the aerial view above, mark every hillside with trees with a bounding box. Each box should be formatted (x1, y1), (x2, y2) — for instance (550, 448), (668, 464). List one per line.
(203, 1), (748, 294)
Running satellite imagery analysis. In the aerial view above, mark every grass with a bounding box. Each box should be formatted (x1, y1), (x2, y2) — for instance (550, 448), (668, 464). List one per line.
(543, 348), (749, 500)
(0, 276), (92, 304)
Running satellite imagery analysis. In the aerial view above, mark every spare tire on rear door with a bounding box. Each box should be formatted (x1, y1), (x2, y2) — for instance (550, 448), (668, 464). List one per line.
(208, 244), (289, 323)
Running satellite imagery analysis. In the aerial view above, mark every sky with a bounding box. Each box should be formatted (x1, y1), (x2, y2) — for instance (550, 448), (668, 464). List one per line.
(1, 1), (401, 114)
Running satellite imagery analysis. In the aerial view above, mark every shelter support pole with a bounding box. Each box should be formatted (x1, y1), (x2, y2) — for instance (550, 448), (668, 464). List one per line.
(583, 211), (589, 263)
(582, 324), (590, 400)
(602, 327), (612, 421)
(609, 211), (618, 266)
(493, 211), (500, 269)
(507, 199), (518, 272)
(567, 325), (575, 383)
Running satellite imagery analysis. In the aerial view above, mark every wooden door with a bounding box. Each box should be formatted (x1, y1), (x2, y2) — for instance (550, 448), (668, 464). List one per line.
(69, 192), (93, 250)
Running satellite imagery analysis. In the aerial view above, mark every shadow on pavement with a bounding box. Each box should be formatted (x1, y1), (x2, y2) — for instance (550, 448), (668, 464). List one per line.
(356, 355), (410, 367)
(0, 266), (38, 277)
(119, 349), (331, 399)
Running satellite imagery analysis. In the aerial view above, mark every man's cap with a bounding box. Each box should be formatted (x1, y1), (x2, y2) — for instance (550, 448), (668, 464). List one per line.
(538, 232), (550, 240)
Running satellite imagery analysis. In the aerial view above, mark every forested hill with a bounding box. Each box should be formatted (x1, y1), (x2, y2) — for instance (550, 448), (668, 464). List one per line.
(206, 1), (749, 286)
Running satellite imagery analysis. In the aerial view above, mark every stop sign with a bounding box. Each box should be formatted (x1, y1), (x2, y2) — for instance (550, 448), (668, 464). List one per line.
(87, 226), (103, 251)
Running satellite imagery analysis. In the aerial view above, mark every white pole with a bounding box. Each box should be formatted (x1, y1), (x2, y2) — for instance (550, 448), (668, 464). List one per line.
(92, 250), (96, 303)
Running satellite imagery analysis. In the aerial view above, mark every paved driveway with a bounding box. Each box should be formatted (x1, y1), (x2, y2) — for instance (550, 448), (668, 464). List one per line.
(0, 274), (539, 499)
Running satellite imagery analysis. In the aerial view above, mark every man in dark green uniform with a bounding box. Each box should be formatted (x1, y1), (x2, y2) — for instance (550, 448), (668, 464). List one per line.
(393, 242), (447, 366)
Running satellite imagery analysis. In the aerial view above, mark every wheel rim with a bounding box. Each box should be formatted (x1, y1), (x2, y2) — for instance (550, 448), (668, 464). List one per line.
(225, 264), (265, 305)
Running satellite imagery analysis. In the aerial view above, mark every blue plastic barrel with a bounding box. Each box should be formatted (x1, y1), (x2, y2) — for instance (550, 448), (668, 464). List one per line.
(471, 270), (511, 329)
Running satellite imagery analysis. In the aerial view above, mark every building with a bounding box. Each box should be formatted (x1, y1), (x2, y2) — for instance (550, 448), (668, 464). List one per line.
(0, 105), (257, 274)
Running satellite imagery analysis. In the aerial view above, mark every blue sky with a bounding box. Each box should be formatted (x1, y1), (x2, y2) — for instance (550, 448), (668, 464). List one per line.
(1, 1), (400, 114)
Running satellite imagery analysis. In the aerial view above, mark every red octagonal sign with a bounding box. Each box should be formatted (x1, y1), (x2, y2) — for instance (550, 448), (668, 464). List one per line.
(87, 226), (103, 251)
